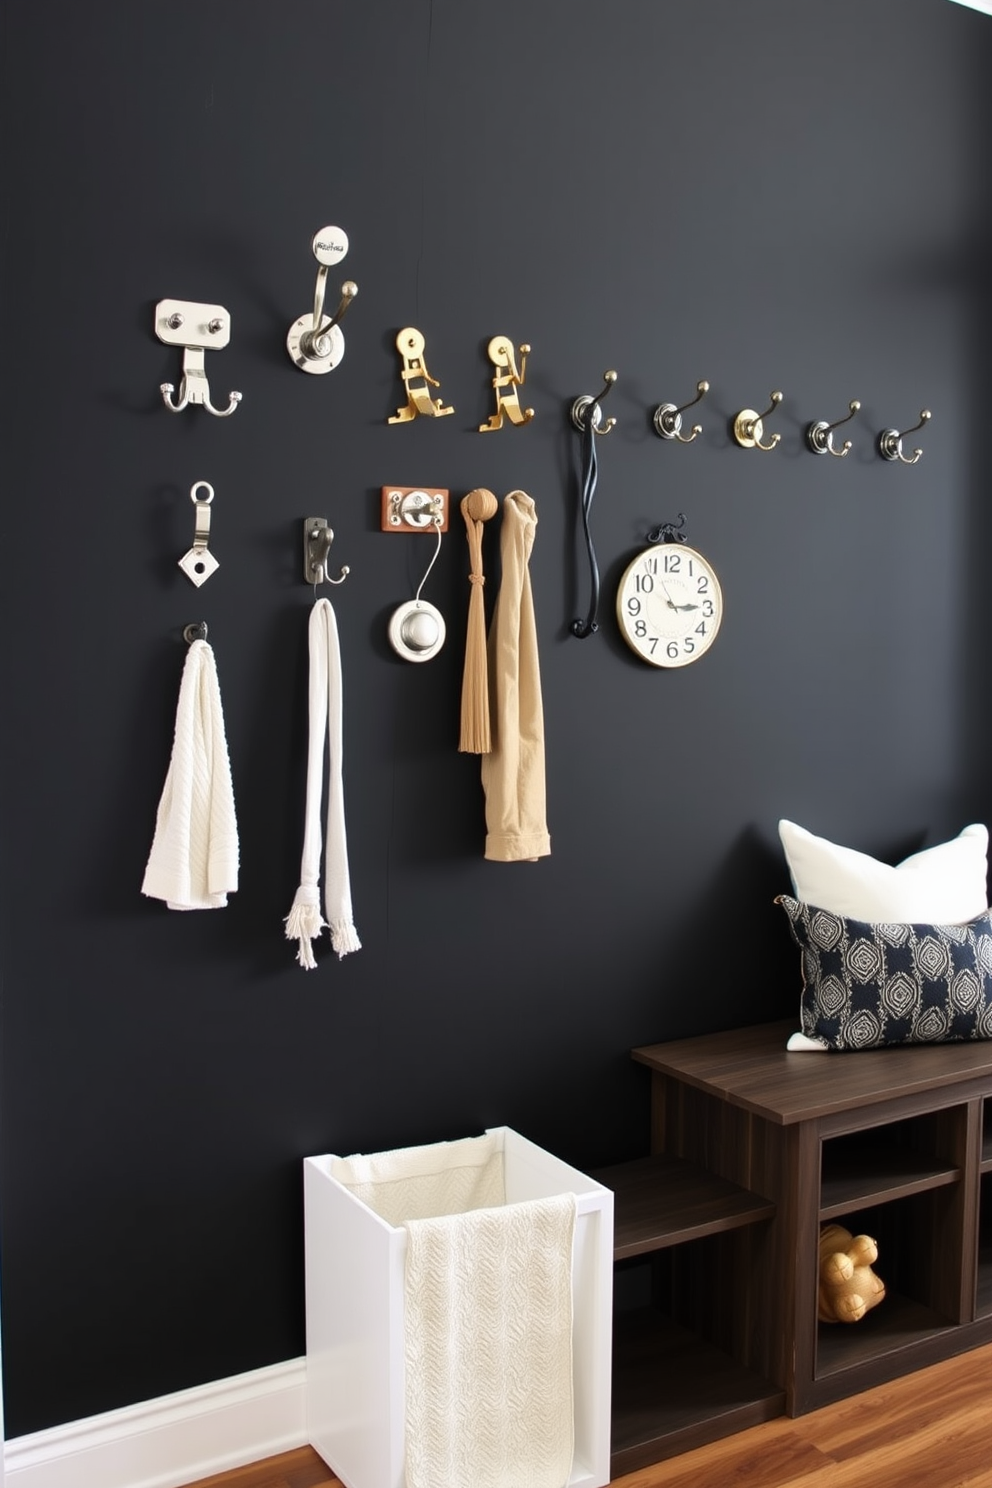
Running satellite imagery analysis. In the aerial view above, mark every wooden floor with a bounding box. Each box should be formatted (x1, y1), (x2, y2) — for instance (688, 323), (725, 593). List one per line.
(180, 1340), (992, 1488)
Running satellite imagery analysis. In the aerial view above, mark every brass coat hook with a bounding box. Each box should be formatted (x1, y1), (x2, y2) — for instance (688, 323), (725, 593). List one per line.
(653, 380), (709, 442)
(287, 226), (358, 374)
(733, 390), (783, 451)
(479, 337), (534, 431)
(807, 399), (860, 458)
(571, 369), (618, 436)
(878, 409), (931, 465)
(387, 328), (454, 422)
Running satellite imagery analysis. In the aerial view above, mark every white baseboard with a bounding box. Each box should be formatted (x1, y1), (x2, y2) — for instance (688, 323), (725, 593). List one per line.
(3, 1357), (309, 1488)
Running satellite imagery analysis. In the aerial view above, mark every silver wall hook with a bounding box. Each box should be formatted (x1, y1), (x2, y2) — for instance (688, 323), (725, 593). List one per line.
(155, 300), (243, 417)
(178, 481), (220, 587)
(304, 517), (350, 585)
(653, 380), (709, 442)
(878, 408), (931, 465)
(571, 369), (618, 436)
(287, 227), (358, 374)
(733, 390), (783, 451)
(807, 399), (860, 457)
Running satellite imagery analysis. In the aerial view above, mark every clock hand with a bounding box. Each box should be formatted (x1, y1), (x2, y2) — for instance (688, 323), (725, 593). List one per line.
(661, 581), (699, 614)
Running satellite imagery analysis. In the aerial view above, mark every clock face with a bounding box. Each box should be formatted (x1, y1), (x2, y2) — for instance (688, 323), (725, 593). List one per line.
(616, 541), (723, 667)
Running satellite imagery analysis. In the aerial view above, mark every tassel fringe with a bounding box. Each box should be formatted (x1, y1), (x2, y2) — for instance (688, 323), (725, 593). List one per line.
(330, 919), (362, 958)
(284, 898), (326, 971)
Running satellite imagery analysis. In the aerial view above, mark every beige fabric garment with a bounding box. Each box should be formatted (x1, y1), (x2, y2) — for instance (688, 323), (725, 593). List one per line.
(481, 491), (551, 862)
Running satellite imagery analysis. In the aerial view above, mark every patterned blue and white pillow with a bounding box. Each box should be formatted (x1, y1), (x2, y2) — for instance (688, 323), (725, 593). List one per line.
(777, 896), (992, 1051)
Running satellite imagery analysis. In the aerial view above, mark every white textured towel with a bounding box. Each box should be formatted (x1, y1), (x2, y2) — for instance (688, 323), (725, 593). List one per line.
(403, 1192), (576, 1488)
(285, 598), (360, 967)
(141, 638), (239, 910)
(333, 1132), (505, 1226)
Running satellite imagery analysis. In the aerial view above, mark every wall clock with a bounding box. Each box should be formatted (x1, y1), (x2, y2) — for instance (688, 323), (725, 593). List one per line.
(615, 517), (723, 667)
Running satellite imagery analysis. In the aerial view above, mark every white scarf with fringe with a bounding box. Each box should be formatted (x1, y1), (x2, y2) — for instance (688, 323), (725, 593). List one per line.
(285, 598), (360, 967)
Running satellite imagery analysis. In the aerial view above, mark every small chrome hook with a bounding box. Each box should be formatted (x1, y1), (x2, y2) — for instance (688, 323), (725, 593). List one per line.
(653, 380), (709, 443)
(807, 399), (861, 458)
(183, 621), (208, 645)
(304, 517), (350, 585)
(878, 409), (931, 465)
(155, 299), (243, 417)
(733, 390), (783, 452)
(571, 370), (618, 436)
(178, 480), (220, 587)
(287, 227), (359, 375)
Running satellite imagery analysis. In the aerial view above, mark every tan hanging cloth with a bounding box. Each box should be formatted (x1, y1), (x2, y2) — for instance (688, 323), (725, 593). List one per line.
(480, 491), (551, 862)
(458, 487), (498, 754)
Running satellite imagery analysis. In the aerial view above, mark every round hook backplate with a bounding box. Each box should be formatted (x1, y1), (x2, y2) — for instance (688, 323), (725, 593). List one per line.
(388, 600), (446, 663)
(733, 409), (762, 448)
(287, 317), (345, 374)
(571, 394), (604, 433)
(653, 403), (682, 439)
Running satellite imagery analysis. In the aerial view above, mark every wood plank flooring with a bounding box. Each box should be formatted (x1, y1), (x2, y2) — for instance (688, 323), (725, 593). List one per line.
(180, 1339), (992, 1488)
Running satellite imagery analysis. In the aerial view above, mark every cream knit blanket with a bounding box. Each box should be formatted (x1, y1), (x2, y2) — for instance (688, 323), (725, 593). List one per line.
(141, 638), (239, 910)
(403, 1193), (576, 1488)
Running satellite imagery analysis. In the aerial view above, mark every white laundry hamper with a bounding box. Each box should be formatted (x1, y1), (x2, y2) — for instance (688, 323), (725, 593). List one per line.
(304, 1125), (613, 1488)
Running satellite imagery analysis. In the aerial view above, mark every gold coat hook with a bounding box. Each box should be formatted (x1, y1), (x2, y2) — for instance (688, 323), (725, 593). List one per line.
(807, 399), (860, 458)
(653, 380), (709, 442)
(479, 337), (534, 432)
(387, 328), (454, 422)
(733, 390), (783, 451)
(571, 369), (618, 436)
(878, 409), (931, 465)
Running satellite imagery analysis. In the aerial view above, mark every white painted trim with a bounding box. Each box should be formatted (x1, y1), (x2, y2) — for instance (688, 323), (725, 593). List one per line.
(947, 0), (992, 15)
(3, 1358), (308, 1488)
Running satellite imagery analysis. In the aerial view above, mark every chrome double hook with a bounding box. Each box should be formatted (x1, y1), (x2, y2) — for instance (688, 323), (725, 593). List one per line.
(878, 409), (931, 465)
(733, 391), (783, 452)
(304, 518), (349, 586)
(807, 399), (860, 458)
(653, 380), (709, 443)
(156, 300), (243, 418)
(571, 369), (618, 436)
(287, 227), (359, 375)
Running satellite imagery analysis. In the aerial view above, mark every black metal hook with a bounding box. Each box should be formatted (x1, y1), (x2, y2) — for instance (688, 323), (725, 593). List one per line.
(570, 417), (602, 638)
(646, 514), (688, 546)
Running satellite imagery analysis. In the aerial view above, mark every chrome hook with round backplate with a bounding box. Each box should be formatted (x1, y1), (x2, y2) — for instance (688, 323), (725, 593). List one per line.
(286, 226), (358, 374)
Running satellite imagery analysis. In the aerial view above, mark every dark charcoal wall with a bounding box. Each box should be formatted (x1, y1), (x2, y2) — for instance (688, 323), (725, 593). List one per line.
(2, 0), (992, 1440)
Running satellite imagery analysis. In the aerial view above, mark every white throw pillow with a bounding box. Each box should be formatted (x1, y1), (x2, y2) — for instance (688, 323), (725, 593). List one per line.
(778, 820), (989, 924)
(778, 820), (989, 1052)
